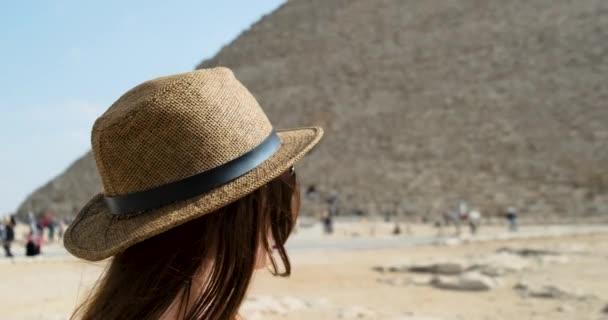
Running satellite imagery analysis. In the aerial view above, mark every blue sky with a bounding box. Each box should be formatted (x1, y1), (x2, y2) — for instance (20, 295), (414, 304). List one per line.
(0, 0), (285, 213)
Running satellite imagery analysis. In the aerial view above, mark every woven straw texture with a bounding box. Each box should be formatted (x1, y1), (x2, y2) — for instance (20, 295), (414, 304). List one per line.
(64, 67), (323, 261)
(93, 67), (273, 196)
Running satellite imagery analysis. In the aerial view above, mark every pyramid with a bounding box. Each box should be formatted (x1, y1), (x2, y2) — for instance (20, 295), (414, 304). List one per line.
(18, 0), (608, 219)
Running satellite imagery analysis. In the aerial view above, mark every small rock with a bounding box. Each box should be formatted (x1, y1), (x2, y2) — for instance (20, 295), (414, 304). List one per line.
(602, 304), (608, 314)
(497, 247), (561, 257)
(527, 285), (567, 299)
(375, 260), (467, 275)
(435, 262), (466, 275)
(372, 266), (386, 273)
(513, 281), (529, 291)
(576, 293), (598, 302)
(556, 305), (573, 313)
(372, 263), (411, 273)
(431, 272), (496, 291)
(408, 262), (466, 275)
(531, 286), (566, 299)
(516, 282), (597, 301)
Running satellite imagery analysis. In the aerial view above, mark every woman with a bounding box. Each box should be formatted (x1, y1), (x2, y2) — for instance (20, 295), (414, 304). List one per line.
(64, 67), (323, 320)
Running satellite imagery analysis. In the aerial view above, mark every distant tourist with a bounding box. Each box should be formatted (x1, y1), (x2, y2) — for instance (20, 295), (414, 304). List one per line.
(505, 207), (518, 231)
(459, 201), (468, 218)
(26, 212), (43, 257)
(392, 223), (401, 235)
(443, 210), (461, 235)
(305, 184), (319, 200)
(28, 211), (38, 235)
(327, 193), (339, 217)
(41, 209), (57, 242)
(1, 216), (15, 257)
(57, 220), (65, 240)
(25, 231), (42, 256)
(468, 209), (481, 235)
(384, 210), (391, 222)
(434, 217), (444, 237)
(322, 211), (334, 235)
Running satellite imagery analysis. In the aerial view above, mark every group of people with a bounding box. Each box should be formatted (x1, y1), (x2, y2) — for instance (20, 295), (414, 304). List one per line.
(0, 209), (67, 258)
(307, 192), (499, 238)
(436, 202), (520, 236)
(437, 201), (483, 236)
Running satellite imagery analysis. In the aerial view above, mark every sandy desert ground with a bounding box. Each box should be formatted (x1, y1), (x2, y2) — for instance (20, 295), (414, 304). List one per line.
(1, 221), (608, 320)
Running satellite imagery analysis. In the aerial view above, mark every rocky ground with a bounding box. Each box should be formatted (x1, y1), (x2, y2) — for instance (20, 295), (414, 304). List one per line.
(1, 222), (608, 320)
(244, 227), (608, 320)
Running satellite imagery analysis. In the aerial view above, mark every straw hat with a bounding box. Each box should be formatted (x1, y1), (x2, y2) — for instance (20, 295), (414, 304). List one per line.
(64, 67), (323, 261)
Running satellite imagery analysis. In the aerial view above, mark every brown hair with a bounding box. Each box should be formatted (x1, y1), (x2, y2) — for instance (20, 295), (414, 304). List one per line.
(73, 170), (299, 320)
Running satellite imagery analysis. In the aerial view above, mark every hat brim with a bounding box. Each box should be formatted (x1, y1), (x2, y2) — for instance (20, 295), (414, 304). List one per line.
(64, 127), (323, 261)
